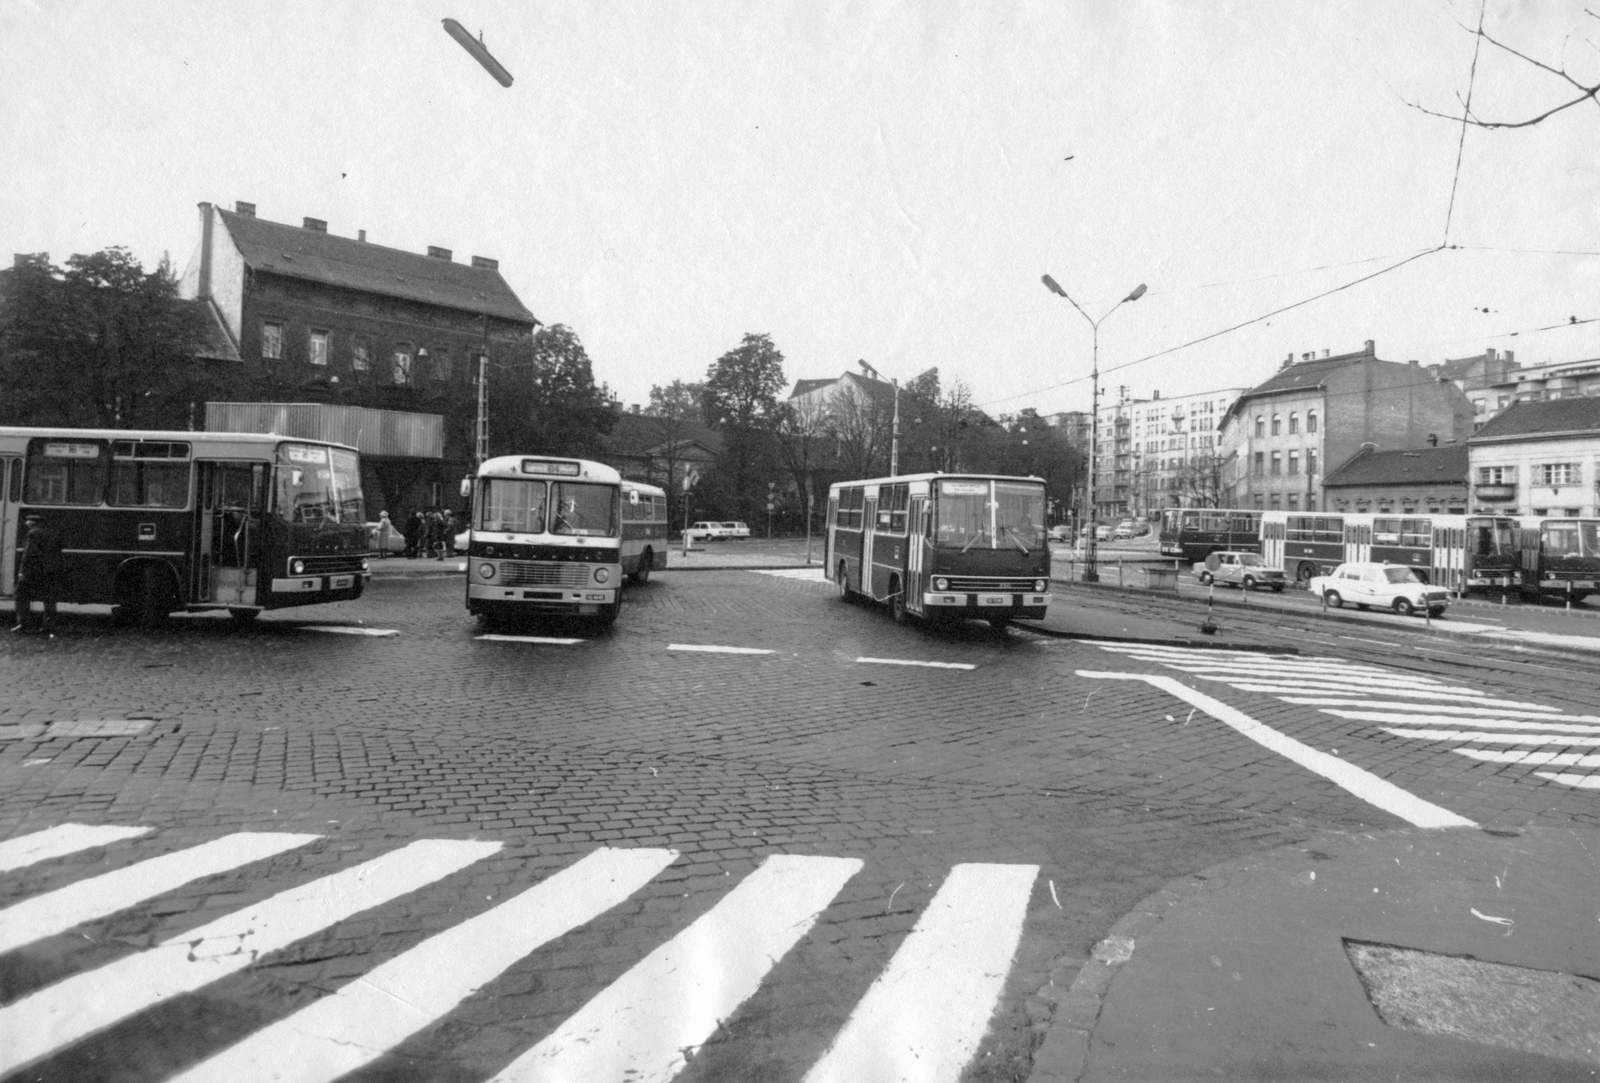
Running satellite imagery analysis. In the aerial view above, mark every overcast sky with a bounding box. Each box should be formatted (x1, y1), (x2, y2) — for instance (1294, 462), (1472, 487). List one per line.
(3, 0), (1596, 417)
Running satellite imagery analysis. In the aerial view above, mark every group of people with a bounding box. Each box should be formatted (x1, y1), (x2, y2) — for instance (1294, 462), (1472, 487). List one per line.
(372, 508), (460, 560)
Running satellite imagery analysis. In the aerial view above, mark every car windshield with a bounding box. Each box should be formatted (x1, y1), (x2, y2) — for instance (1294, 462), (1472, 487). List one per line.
(275, 444), (363, 524)
(933, 479), (1046, 551)
(1382, 567), (1421, 584)
(1239, 554), (1266, 566)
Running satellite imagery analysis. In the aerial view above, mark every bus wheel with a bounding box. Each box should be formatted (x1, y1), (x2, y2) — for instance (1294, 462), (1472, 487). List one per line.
(595, 602), (620, 627)
(121, 566), (175, 628)
(889, 577), (907, 624)
(228, 608), (260, 624)
(836, 562), (852, 601)
(1297, 562), (1317, 584)
(989, 616), (1011, 635)
(632, 549), (652, 585)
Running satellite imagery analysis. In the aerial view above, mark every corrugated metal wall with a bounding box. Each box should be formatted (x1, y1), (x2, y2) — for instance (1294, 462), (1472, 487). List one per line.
(205, 403), (443, 459)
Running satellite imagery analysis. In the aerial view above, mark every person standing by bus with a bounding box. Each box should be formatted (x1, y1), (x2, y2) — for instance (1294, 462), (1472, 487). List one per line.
(12, 512), (64, 636)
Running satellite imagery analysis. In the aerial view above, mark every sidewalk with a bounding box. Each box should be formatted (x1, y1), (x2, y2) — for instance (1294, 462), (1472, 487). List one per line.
(1028, 824), (1600, 1081)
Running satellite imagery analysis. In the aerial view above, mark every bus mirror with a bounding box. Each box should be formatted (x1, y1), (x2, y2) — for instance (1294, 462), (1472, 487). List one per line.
(460, 477), (473, 499)
(629, 490), (639, 505)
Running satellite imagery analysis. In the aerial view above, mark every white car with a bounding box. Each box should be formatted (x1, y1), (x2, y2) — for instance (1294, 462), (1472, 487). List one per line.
(689, 521), (729, 540)
(1309, 562), (1449, 617)
(721, 521), (751, 540)
(1193, 551), (1286, 591)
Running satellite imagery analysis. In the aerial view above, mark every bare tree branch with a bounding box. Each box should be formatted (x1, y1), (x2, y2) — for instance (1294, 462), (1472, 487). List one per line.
(1409, 10), (1600, 130)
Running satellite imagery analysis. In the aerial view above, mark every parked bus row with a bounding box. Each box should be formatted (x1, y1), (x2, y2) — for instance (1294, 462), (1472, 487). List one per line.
(1159, 506), (1598, 601)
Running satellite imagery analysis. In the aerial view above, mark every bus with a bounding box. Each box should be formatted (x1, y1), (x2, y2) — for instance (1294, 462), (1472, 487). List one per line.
(620, 480), (668, 584)
(1260, 510), (1519, 593)
(1158, 508), (1262, 563)
(825, 472), (1051, 631)
(0, 426), (368, 625)
(1516, 517), (1600, 603)
(462, 455), (628, 627)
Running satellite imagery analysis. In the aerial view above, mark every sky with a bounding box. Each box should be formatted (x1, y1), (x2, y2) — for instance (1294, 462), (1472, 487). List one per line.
(2, 0), (1597, 418)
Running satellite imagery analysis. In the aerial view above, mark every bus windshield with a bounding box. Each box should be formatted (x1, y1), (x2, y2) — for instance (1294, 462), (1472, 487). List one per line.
(275, 444), (363, 524)
(934, 479), (1046, 551)
(552, 481), (618, 536)
(1543, 520), (1600, 559)
(1469, 519), (1517, 557)
(477, 478), (619, 537)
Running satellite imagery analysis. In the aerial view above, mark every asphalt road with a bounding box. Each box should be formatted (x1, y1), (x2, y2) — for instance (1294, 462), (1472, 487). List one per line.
(0, 567), (1595, 1082)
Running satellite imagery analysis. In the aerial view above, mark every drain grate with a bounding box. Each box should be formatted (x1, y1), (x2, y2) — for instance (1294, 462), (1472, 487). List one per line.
(1346, 939), (1600, 1066)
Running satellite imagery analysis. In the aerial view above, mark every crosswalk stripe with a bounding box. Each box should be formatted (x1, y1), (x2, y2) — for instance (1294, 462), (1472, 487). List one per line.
(0, 832), (320, 955)
(0, 824), (151, 873)
(1211, 681), (1520, 705)
(1532, 771), (1600, 789)
(1322, 710), (1600, 735)
(803, 862), (1038, 1083)
(1455, 749), (1600, 767)
(1384, 727), (1600, 747)
(494, 853), (863, 1083)
(169, 847), (678, 1083)
(0, 837), (500, 1076)
(1281, 697), (1571, 717)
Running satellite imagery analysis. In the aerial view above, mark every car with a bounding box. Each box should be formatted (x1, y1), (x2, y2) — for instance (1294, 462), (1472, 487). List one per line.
(1308, 562), (1450, 617)
(721, 521), (751, 540)
(1112, 523), (1137, 540)
(1047, 525), (1073, 542)
(1192, 550), (1286, 591)
(1096, 525), (1111, 540)
(365, 520), (406, 556)
(689, 520), (728, 540)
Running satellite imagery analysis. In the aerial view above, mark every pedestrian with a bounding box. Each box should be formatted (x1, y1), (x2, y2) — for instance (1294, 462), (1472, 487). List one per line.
(406, 510), (425, 559)
(12, 512), (64, 636)
(442, 510), (459, 556)
(375, 511), (396, 558)
(428, 509), (445, 560)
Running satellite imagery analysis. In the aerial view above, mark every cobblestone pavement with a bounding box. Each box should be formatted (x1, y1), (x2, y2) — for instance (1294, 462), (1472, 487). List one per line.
(0, 569), (1592, 1082)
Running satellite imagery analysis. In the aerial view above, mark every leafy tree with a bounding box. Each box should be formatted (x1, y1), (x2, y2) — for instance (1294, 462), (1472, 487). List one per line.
(642, 379), (706, 525)
(0, 248), (223, 428)
(702, 333), (787, 521)
(488, 323), (615, 458)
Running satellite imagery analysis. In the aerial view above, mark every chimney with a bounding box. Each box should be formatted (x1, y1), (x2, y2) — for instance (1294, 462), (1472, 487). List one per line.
(1285, 352), (1294, 364)
(1364, 339), (1375, 354)
(1322, 349), (1330, 358)
(471, 256), (498, 270)
(197, 202), (214, 300)
(1152, 390), (1160, 400)
(358, 230), (366, 242)
(1485, 348), (1496, 361)
(427, 246), (453, 261)
(302, 217), (327, 232)
(234, 201), (256, 217)
(1302, 352), (1314, 362)
(1408, 359), (1420, 367)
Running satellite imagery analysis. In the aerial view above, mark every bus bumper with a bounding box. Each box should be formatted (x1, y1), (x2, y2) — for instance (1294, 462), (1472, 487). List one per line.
(923, 592), (1050, 617)
(467, 583), (618, 615)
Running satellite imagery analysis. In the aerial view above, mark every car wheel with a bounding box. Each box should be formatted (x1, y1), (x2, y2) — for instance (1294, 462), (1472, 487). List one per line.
(1242, 575), (1257, 591)
(1393, 597), (1415, 616)
(889, 577), (907, 624)
(1297, 562), (1317, 584)
(1324, 590), (1343, 608)
(1198, 571), (1213, 585)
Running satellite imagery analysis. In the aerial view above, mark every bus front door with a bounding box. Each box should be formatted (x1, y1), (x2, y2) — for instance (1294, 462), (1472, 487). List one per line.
(0, 456), (19, 596)
(197, 462), (265, 607)
(907, 495), (927, 614)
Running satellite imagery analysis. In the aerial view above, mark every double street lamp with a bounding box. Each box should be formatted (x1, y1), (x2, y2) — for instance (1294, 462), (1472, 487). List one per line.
(1040, 275), (1147, 582)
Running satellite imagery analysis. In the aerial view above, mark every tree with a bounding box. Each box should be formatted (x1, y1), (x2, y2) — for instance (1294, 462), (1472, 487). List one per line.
(702, 334), (787, 521)
(1173, 453), (1228, 508)
(0, 248), (223, 428)
(488, 323), (615, 458)
(773, 394), (830, 533)
(643, 379), (706, 526)
(1408, 9), (1599, 130)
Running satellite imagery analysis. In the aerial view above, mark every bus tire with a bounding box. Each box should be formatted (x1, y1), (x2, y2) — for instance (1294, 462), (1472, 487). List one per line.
(134, 565), (176, 628)
(632, 549), (652, 585)
(836, 562), (853, 601)
(595, 602), (620, 627)
(989, 616), (1011, 635)
(228, 608), (260, 624)
(889, 577), (907, 624)
(1297, 562), (1318, 584)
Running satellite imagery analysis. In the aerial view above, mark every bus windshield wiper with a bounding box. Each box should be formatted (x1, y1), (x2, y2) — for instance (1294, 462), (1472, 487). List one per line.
(1002, 527), (1030, 555)
(962, 530), (986, 554)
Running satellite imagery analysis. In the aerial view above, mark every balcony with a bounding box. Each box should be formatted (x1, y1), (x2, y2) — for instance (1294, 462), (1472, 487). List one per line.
(1474, 484), (1517, 502)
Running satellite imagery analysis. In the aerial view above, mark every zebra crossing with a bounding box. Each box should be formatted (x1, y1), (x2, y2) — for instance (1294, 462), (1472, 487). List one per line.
(1093, 643), (1600, 792)
(751, 567), (831, 584)
(0, 824), (1039, 1082)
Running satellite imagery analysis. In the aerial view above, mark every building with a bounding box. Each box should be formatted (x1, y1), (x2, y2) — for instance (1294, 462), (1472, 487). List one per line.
(1220, 340), (1474, 513)
(1431, 347), (1519, 427)
(179, 200), (539, 516)
(1123, 387), (1244, 515)
(1320, 443), (1469, 515)
(1467, 397), (1600, 517)
(788, 367), (935, 479)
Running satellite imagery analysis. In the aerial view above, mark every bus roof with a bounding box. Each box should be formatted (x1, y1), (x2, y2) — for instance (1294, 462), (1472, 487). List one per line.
(477, 455), (623, 484)
(621, 480), (667, 498)
(0, 426), (357, 455)
(827, 472), (1046, 490)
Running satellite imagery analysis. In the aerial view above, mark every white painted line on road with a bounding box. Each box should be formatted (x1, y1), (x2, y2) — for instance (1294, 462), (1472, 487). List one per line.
(1454, 749), (1600, 767)
(751, 568), (830, 582)
(803, 862), (1038, 1083)
(302, 625), (400, 636)
(1325, 710), (1600, 735)
(0, 838), (500, 1077)
(1533, 771), (1600, 789)
(475, 635), (586, 645)
(1151, 661), (1475, 690)
(1208, 681), (1518, 706)
(0, 824), (152, 873)
(1281, 697), (1570, 717)
(0, 832), (320, 954)
(1077, 672), (1475, 829)
(666, 643), (775, 655)
(856, 657), (977, 671)
(1383, 727), (1600, 747)
(496, 853), (862, 1083)
(173, 847), (678, 1083)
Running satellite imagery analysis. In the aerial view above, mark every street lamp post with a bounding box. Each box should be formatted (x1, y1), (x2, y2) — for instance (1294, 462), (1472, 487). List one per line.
(1040, 275), (1147, 582)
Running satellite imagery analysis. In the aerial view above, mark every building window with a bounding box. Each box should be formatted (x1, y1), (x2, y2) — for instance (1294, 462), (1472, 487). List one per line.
(1539, 463), (1577, 486)
(1270, 451), (1282, 476)
(1306, 410), (1317, 433)
(1307, 494), (1317, 512)
(1287, 493), (1299, 510)
(1474, 400), (1486, 415)
(1288, 450), (1300, 475)
(1478, 465), (1516, 484)
(1271, 414), (1282, 435)
(1307, 449), (1317, 476)
(260, 321), (283, 360)
(1288, 412), (1299, 434)
(1255, 415), (1265, 437)
(431, 348), (452, 382)
(309, 329), (329, 367)
(1253, 451), (1265, 476)
(393, 343), (413, 385)
(1269, 493), (1282, 510)
(352, 336), (370, 372)
(1253, 494), (1264, 509)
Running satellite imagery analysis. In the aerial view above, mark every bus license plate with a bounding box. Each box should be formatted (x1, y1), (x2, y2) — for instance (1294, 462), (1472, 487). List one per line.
(978, 593), (1010, 607)
(328, 575), (354, 589)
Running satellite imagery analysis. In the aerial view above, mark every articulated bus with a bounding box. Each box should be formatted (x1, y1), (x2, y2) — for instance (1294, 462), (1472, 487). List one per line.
(1158, 508), (1263, 563)
(825, 472), (1051, 630)
(0, 426), (368, 624)
(619, 479), (669, 584)
(1516, 517), (1600, 602)
(1259, 511), (1519, 594)
(463, 456), (630, 627)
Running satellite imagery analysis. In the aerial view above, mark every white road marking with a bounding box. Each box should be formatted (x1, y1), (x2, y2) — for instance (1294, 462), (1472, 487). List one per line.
(856, 657), (977, 671)
(1324, 710), (1600, 735)
(1078, 671), (1474, 829)
(751, 567), (831, 582)
(0, 832), (320, 954)
(495, 853), (862, 1083)
(666, 643), (775, 655)
(1383, 727), (1600, 747)
(172, 847), (678, 1083)
(475, 635), (586, 645)
(1200, 681), (1523, 707)
(1280, 697), (1569, 717)
(0, 824), (151, 873)
(0, 838), (500, 1076)
(803, 862), (1039, 1083)
(302, 626), (400, 637)
(1454, 749), (1600, 767)
(1533, 772), (1600, 789)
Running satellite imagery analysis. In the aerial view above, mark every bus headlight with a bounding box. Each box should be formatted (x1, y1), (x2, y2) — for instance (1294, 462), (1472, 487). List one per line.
(361, 558), (370, 573)
(479, 563), (496, 580)
(292, 559), (306, 575)
(934, 577), (949, 591)
(594, 567), (611, 583)
(1035, 579), (1047, 592)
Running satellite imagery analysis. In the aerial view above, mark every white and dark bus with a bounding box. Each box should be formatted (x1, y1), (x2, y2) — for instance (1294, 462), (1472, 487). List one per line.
(825, 472), (1051, 631)
(0, 426), (369, 625)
